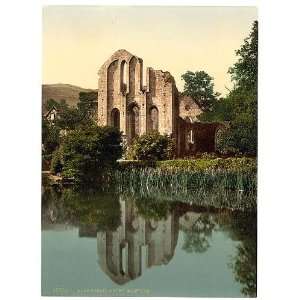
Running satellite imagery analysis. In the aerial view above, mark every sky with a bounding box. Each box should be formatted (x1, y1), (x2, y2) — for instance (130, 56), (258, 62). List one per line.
(43, 6), (257, 96)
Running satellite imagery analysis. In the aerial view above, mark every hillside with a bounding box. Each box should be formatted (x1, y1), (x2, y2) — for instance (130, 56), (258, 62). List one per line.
(42, 84), (97, 112)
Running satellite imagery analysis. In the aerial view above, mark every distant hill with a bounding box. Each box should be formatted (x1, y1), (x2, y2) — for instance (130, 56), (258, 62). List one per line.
(42, 84), (97, 112)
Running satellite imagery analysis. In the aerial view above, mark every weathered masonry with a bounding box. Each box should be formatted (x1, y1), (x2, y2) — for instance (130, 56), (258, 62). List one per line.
(98, 49), (222, 156)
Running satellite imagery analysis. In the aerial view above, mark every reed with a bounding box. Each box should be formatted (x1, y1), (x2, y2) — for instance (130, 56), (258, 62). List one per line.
(111, 167), (256, 211)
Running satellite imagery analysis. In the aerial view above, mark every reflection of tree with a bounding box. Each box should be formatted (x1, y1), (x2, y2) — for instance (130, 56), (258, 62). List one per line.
(42, 185), (66, 224)
(182, 214), (215, 253)
(232, 240), (256, 297)
(218, 211), (257, 297)
(42, 186), (121, 231)
(134, 196), (172, 220)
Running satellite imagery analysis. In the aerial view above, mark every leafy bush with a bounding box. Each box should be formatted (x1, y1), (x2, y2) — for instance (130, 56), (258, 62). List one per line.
(42, 118), (60, 154)
(50, 148), (63, 175)
(198, 21), (257, 156)
(128, 131), (175, 161)
(61, 125), (123, 184)
(156, 157), (256, 172)
(118, 160), (156, 170)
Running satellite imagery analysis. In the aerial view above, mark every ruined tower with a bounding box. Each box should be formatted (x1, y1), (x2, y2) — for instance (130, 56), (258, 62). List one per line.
(98, 49), (221, 156)
(97, 49), (179, 145)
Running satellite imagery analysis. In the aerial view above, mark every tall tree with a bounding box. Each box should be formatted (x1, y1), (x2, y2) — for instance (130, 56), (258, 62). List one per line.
(181, 71), (220, 111)
(77, 91), (98, 120)
(199, 21), (258, 155)
(229, 20), (258, 91)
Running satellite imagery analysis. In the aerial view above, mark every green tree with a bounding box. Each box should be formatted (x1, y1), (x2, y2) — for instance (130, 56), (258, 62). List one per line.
(129, 131), (175, 161)
(199, 21), (258, 155)
(50, 147), (63, 174)
(181, 70), (220, 111)
(77, 91), (98, 120)
(55, 106), (86, 130)
(229, 20), (258, 91)
(42, 117), (60, 154)
(45, 95), (96, 131)
(61, 125), (123, 184)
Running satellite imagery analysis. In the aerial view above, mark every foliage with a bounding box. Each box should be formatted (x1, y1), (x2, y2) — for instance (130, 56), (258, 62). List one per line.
(45, 98), (68, 111)
(224, 211), (257, 297)
(45, 98), (59, 111)
(182, 214), (215, 253)
(77, 91), (98, 120)
(229, 21), (258, 91)
(199, 21), (258, 155)
(55, 106), (86, 130)
(114, 169), (256, 211)
(61, 125), (123, 184)
(220, 88), (257, 155)
(128, 131), (175, 161)
(44, 96), (96, 131)
(156, 157), (257, 173)
(118, 160), (156, 169)
(59, 91), (97, 129)
(42, 186), (121, 231)
(61, 188), (121, 231)
(181, 70), (220, 111)
(42, 117), (60, 154)
(197, 97), (233, 123)
(50, 148), (63, 174)
(135, 196), (172, 220)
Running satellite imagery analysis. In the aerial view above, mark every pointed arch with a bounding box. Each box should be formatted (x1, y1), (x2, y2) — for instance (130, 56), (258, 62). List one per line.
(127, 103), (140, 143)
(120, 60), (128, 93)
(111, 108), (120, 130)
(149, 106), (159, 132)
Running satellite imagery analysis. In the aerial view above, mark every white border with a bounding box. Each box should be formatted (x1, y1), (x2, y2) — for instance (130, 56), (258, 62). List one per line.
(1, 1), (300, 300)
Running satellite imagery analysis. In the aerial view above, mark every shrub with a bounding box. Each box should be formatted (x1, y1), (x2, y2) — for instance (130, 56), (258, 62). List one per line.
(156, 157), (256, 172)
(128, 131), (175, 161)
(61, 125), (123, 184)
(42, 118), (60, 154)
(118, 160), (156, 170)
(50, 148), (63, 175)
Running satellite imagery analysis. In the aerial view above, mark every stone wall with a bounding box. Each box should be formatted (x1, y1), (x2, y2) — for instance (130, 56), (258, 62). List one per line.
(98, 49), (178, 145)
(177, 119), (223, 157)
(98, 49), (221, 156)
(179, 94), (203, 122)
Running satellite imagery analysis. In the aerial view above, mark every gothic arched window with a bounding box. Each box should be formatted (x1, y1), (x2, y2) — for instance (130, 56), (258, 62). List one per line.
(111, 108), (120, 130)
(120, 60), (127, 93)
(127, 104), (140, 143)
(149, 106), (159, 131)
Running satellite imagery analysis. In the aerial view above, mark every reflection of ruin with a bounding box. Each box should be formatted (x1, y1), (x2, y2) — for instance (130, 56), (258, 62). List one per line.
(97, 198), (179, 285)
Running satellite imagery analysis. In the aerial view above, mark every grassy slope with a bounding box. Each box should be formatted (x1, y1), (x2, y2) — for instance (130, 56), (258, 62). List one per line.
(42, 83), (97, 112)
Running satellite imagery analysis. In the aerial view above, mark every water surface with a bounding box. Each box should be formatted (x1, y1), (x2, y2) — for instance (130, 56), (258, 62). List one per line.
(42, 186), (256, 297)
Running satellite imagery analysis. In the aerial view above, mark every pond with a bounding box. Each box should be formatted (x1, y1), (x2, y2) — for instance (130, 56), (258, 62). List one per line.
(42, 186), (256, 297)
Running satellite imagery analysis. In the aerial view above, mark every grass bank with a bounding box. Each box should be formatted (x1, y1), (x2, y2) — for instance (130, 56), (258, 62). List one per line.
(118, 157), (256, 173)
(114, 157), (257, 210)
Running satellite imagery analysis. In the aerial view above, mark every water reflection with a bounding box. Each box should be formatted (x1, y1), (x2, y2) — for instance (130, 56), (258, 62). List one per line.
(42, 186), (256, 297)
(97, 197), (179, 284)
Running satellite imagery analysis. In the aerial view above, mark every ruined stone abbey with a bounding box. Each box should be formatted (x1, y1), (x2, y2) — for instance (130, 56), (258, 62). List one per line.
(98, 49), (221, 156)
